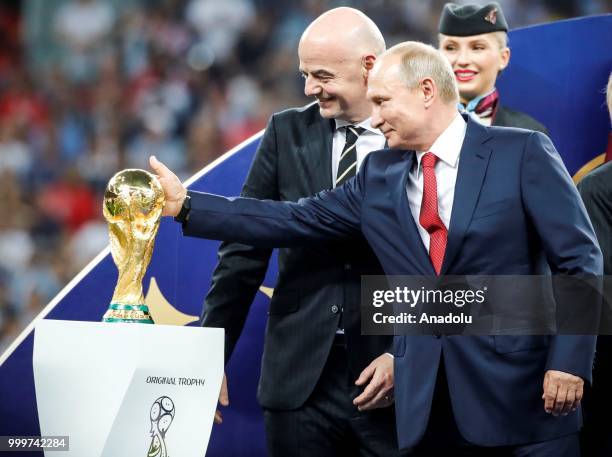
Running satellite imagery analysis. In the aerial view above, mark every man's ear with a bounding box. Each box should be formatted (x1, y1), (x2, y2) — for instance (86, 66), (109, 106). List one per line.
(364, 54), (377, 70)
(363, 54), (377, 80)
(420, 77), (436, 108)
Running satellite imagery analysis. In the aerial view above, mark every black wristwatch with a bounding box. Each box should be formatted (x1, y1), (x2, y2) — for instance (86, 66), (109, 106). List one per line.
(174, 194), (191, 224)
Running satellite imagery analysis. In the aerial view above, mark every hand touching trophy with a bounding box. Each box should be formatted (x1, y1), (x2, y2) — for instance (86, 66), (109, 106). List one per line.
(102, 169), (165, 323)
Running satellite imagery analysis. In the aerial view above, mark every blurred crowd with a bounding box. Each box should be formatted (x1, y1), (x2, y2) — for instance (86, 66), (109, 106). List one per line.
(0, 0), (608, 352)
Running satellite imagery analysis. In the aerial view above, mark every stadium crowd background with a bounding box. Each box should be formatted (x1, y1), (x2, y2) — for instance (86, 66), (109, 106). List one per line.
(0, 0), (609, 351)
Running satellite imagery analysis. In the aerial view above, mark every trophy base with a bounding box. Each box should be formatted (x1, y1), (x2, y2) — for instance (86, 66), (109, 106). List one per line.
(102, 304), (154, 324)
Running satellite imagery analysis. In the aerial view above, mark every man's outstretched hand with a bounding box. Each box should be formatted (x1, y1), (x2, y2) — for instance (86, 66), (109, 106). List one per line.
(149, 155), (187, 217)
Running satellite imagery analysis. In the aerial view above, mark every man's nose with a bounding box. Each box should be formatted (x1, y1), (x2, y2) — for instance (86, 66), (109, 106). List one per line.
(371, 107), (383, 129)
(304, 76), (321, 97)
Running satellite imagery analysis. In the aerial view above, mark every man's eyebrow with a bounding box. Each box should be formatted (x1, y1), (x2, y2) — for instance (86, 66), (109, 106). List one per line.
(304, 69), (335, 78)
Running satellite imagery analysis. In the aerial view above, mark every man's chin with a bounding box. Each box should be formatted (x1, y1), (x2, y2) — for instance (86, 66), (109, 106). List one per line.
(384, 133), (398, 148)
(317, 102), (340, 119)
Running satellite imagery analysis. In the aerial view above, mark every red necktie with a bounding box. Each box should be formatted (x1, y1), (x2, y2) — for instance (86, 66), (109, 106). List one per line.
(419, 152), (448, 275)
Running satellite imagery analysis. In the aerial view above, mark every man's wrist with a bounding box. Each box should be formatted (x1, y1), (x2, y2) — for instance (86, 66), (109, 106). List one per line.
(174, 192), (191, 224)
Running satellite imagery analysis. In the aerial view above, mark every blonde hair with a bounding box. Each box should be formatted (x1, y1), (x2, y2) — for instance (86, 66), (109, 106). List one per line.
(607, 72), (612, 120)
(384, 41), (459, 104)
(491, 31), (508, 49)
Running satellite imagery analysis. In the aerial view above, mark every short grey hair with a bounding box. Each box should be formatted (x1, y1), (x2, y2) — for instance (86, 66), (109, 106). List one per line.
(384, 41), (459, 105)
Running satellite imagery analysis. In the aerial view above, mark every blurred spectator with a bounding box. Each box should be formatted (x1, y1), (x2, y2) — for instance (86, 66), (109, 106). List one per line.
(126, 107), (187, 172)
(218, 74), (264, 150)
(37, 167), (98, 232)
(0, 68), (49, 130)
(10, 252), (61, 317)
(0, 214), (34, 276)
(68, 220), (109, 272)
(119, 8), (150, 78)
(186, 0), (255, 63)
(53, 0), (116, 83)
(77, 131), (121, 191)
(0, 1), (20, 76)
(0, 305), (20, 354)
(0, 122), (32, 180)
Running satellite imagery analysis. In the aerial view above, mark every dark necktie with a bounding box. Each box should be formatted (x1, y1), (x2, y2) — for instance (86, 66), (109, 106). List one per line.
(335, 126), (364, 331)
(336, 126), (364, 187)
(419, 152), (448, 275)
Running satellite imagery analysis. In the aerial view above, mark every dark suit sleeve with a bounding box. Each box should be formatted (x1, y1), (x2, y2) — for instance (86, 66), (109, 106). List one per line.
(578, 173), (612, 275)
(201, 116), (279, 362)
(183, 158), (366, 247)
(521, 131), (603, 382)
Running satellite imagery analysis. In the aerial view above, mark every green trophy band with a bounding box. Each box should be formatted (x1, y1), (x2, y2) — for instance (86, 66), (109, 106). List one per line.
(102, 169), (165, 324)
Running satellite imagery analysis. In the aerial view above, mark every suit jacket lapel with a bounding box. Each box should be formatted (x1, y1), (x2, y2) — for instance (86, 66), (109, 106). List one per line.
(306, 115), (334, 192)
(385, 151), (435, 275)
(441, 117), (492, 274)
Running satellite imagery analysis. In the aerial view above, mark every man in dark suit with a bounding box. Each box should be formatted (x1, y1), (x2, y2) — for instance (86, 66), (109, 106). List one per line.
(579, 160), (612, 457)
(438, 2), (548, 133)
(198, 7), (405, 457)
(577, 73), (612, 457)
(151, 41), (601, 456)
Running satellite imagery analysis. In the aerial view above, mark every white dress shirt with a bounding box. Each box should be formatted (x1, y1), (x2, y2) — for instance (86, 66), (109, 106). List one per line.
(332, 118), (385, 334)
(332, 118), (386, 186)
(406, 113), (467, 251)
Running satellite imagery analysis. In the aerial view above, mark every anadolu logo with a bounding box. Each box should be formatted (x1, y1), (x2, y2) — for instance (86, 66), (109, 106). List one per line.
(147, 396), (175, 457)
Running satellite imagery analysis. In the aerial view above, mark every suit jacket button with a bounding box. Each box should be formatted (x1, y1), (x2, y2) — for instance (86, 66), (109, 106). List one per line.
(331, 305), (339, 314)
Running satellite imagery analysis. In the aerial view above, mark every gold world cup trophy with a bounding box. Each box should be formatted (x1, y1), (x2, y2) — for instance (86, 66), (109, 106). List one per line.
(102, 169), (165, 323)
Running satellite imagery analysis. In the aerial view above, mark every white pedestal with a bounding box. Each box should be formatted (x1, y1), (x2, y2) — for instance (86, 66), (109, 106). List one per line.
(33, 320), (224, 457)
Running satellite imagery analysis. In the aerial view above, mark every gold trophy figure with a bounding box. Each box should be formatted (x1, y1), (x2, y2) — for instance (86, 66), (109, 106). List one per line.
(102, 169), (165, 323)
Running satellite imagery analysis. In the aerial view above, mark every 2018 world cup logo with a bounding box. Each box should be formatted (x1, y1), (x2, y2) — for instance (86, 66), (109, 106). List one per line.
(147, 396), (175, 457)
